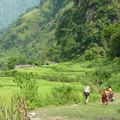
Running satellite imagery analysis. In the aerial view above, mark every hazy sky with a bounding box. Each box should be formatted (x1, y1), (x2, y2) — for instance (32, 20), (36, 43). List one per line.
(0, 0), (40, 29)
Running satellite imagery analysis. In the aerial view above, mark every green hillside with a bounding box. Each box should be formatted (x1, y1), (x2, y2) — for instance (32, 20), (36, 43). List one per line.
(0, 0), (120, 62)
(0, 0), (120, 72)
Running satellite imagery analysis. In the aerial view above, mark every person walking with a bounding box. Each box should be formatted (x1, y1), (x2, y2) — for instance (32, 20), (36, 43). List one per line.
(105, 87), (110, 104)
(102, 89), (107, 105)
(84, 86), (90, 104)
(108, 86), (115, 102)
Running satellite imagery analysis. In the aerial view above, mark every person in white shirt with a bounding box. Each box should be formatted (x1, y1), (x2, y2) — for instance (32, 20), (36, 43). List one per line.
(84, 86), (90, 104)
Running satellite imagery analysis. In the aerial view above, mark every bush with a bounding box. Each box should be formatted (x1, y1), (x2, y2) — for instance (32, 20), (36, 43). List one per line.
(0, 70), (18, 77)
(90, 93), (101, 103)
(52, 85), (83, 105)
(110, 31), (120, 57)
(40, 73), (78, 82)
(14, 72), (39, 108)
(84, 45), (103, 61)
(94, 68), (112, 81)
(107, 73), (120, 92)
(84, 50), (95, 60)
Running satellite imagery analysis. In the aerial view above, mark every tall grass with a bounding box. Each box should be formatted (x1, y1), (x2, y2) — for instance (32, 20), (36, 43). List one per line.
(0, 59), (120, 109)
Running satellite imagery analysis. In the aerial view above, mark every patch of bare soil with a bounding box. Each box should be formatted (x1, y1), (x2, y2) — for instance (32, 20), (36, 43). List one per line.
(46, 116), (68, 120)
(96, 117), (117, 120)
(29, 106), (71, 120)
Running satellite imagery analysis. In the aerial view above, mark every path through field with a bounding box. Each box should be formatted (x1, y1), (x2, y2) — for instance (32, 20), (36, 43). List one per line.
(29, 94), (120, 120)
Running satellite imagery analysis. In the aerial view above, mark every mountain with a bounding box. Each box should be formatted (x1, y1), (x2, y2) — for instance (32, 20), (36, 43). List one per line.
(0, 0), (40, 29)
(0, 0), (120, 63)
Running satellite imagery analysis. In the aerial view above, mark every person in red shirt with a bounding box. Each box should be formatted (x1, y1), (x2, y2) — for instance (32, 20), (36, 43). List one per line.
(102, 89), (107, 105)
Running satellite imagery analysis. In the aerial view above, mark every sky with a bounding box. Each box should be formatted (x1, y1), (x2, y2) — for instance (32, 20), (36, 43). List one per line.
(0, 0), (40, 29)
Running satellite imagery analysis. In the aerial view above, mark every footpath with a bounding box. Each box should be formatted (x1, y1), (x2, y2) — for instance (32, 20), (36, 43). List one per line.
(29, 93), (120, 120)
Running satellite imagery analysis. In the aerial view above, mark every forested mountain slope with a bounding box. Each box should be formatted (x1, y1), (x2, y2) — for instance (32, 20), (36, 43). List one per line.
(0, 0), (120, 62)
(0, 0), (40, 29)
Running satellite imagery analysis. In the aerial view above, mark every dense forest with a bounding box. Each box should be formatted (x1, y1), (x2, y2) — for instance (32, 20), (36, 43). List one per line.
(0, 0), (120, 66)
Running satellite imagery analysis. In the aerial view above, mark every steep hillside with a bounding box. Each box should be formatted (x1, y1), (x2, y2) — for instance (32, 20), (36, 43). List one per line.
(52, 0), (120, 60)
(0, 0), (120, 63)
(0, 0), (71, 61)
(0, 0), (40, 29)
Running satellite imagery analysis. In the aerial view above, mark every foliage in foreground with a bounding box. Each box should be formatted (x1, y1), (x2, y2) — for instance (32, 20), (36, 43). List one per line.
(0, 97), (28, 120)
(14, 72), (39, 108)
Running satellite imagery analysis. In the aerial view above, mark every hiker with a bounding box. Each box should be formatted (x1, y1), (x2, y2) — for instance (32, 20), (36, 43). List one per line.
(84, 86), (90, 104)
(101, 87), (110, 105)
(102, 89), (107, 105)
(108, 86), (114, 102)
(105, 87), (110, 104)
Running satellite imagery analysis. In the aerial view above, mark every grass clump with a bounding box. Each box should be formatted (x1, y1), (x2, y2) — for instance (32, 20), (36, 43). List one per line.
(52, 85), (83, 105)
(40, 73), (77, 82)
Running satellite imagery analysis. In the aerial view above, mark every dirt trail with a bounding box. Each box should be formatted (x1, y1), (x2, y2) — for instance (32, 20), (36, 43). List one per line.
(29, 94), (120, 120)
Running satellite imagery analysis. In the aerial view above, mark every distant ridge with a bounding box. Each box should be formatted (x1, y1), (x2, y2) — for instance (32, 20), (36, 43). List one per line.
(0, 0), (40, 29)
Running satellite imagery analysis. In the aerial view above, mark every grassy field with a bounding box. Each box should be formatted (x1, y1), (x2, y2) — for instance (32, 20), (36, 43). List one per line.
(0, 77), (85, 106)
(0, 61), (119, 102)
(0, 61), (120, 120)
(0, 61), (99, 106)
(31, 103), (120, 120)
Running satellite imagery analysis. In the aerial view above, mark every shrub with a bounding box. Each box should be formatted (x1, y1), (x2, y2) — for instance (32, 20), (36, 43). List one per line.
(84, 50), (95, 60)
(0, 70), (18, 77)
(90, 93), (101, 103)
(52, 85), (83, 105)
(7, 56), (28, 70)
(14, 72), (39, 108)
(94, 68), (112, 81)
(40, 73), (77, 82)
(110, 31), (120, 57)
(84, 45), (103, 61)
(107, 73), (120, 92)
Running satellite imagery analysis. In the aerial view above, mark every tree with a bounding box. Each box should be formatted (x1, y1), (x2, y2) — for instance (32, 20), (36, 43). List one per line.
(7, 56), (28, 69)
(110, 31), (120, 57)
(7, 57), (17, 69)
